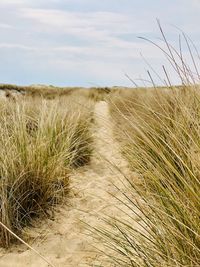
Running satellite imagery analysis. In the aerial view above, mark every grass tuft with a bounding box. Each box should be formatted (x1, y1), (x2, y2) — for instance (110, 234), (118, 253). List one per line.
(0, 96), (93, 247)
(101, 25), (200, 266)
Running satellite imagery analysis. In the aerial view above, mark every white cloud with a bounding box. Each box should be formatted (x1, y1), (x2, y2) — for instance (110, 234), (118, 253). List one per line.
(189, 0), (200, 7)
(0, 43), (37, 51)
(0, 23), (14, 29)
(19, 8), (153, 36)
(0, 0), (26, 5)
(20, 8), (133, 32)
(17, 8), (158, 54)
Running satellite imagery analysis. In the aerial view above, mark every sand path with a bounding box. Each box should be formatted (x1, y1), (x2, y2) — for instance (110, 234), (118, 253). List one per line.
(0, 101), (132, 267)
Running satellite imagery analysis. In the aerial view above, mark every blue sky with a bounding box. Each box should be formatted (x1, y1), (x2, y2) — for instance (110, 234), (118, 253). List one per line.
(0, 0), (200, 87)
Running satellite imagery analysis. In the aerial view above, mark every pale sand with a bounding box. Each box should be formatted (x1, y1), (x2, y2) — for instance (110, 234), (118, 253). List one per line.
(0, 101), (136, 267)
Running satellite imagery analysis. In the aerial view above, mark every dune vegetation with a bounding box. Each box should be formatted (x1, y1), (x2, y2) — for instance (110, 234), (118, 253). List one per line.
(0, 93), (93, 247)
(107, 86), (200, 266)
(0, 84), (81, 98)
(103, 30), (200, 266)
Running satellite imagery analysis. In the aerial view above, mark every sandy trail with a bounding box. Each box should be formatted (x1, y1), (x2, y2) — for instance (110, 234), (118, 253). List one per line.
(0, 101), (132, 267)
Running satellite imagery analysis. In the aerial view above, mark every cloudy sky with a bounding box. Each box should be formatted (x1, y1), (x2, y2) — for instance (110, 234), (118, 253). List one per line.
(0, 0), (199, 87)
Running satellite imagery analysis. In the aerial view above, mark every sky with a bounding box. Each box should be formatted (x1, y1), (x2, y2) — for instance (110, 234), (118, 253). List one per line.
(0, 0), (200, 87)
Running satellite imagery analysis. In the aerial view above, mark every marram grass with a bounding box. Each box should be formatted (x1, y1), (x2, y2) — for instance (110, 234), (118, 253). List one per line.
(96, 26), (200, 267)
(0, 96), (93, 247)
(105, 86), (200, 267)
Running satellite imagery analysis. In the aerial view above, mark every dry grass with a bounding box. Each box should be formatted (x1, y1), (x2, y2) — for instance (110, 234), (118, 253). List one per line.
(0, 84), (82, 99)
(0, 95), (93, 247)
(98, 26), (200, 266)
(108, 86), (200, 266)
(87, 87), (111, 101)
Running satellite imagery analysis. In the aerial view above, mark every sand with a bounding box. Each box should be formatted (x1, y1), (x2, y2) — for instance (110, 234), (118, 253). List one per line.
(0, 101), (135, 267)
